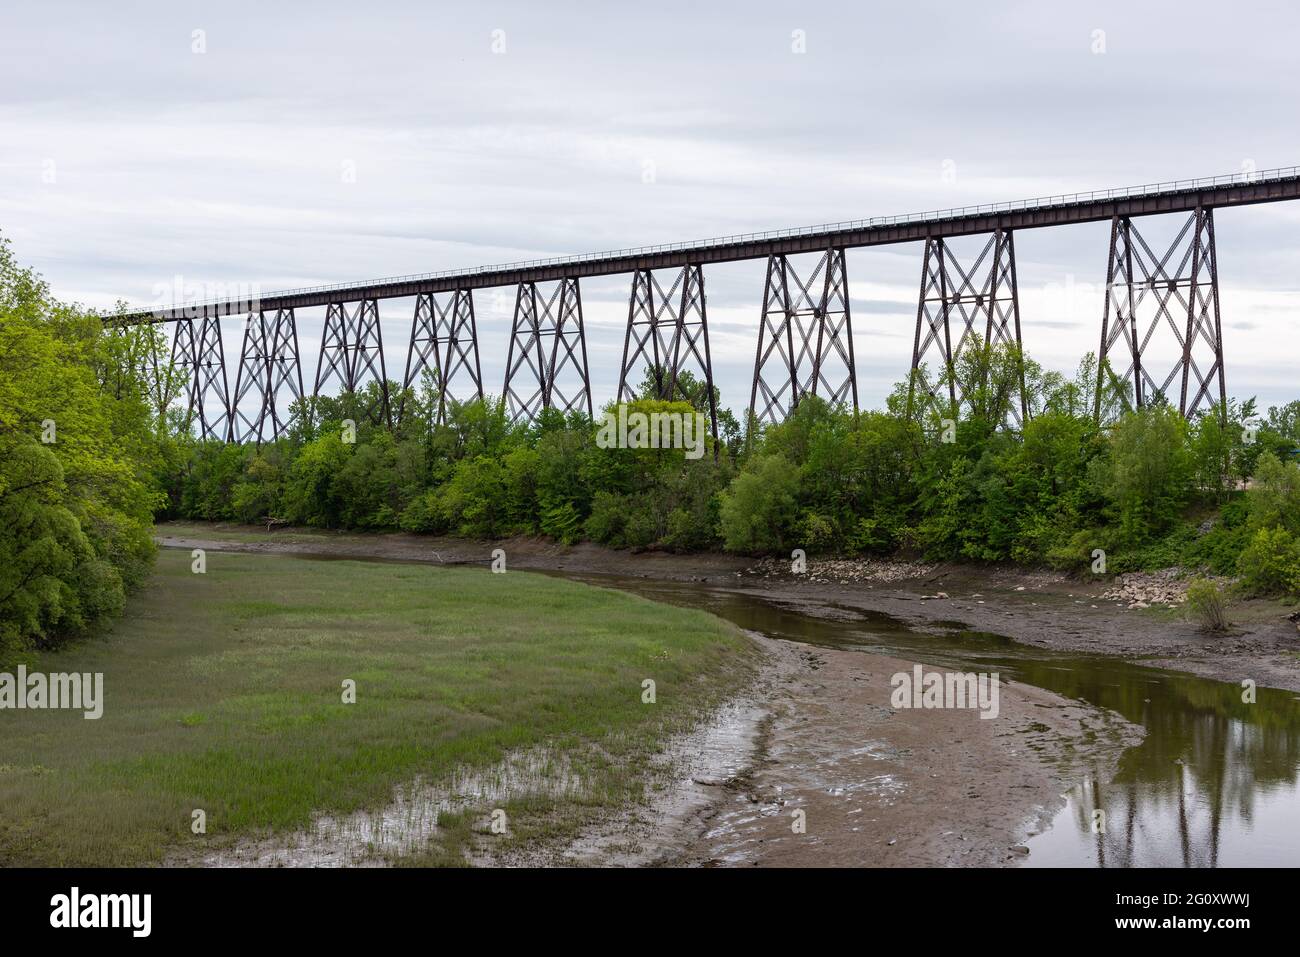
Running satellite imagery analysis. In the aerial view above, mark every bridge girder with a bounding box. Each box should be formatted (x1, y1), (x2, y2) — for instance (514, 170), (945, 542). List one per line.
(230, 308), (304, 444)
(616, 264), (718, 442)
(502, 278), (592, 424)
(401, 290), (483, 425)
(1095, 208), (1226, 421)
(749, 247), (857, 427)
(105, 170), (1300, 327)
(171, 313), (232, 441)
(313, 299), (391, 427)
(907, 228), (1027, 427)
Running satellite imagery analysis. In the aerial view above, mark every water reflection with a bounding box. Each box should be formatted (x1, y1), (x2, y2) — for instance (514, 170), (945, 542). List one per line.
(566, 573), (1300, 868)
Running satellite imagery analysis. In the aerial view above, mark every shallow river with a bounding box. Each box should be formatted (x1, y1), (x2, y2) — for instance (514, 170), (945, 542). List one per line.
(560, 571), (1300, 868)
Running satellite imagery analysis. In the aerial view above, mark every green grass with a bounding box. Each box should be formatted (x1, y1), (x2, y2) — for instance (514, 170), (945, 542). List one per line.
(0, 548), (757, 866)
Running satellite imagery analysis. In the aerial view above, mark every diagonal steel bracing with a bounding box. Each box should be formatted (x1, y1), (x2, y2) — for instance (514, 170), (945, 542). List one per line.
(749, 247), (857, 426)
(618, 266), (683, 402)
(616, 265), (718, 441)
(1095, 208), (1226, 420)
(170, 314), (232, 441)
(503, 278), (592, 423)
(908, 229), (1026, 426)
(229, 308), (304, 443)
(313, 299), (391, 426)
(401, 290), (483, 424)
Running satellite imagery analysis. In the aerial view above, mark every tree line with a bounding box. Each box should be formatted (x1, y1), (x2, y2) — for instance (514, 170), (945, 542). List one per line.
(168, 327), (1300, 600)
(4, 235), (1300, 662)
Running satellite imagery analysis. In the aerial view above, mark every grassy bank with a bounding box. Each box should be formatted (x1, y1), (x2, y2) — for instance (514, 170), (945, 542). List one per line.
(0, 547), (757, 866)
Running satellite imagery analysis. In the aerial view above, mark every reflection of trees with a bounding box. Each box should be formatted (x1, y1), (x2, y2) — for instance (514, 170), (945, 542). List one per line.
(1059, 695), (1299, 866)
(880, 630), (1300, 868)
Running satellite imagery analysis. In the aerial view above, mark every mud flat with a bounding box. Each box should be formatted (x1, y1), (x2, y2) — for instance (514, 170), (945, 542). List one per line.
(502, 633), (1139, 868)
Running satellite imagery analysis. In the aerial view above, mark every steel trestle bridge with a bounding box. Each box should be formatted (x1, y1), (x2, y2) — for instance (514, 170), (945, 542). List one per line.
(103, 166), (1300, 442)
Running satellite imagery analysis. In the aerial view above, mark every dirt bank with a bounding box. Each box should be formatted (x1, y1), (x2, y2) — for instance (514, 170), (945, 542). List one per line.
(157, 521), (1300, 693)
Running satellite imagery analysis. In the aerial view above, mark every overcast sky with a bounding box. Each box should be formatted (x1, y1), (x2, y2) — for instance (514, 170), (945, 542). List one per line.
(3, 0), (1299, 419)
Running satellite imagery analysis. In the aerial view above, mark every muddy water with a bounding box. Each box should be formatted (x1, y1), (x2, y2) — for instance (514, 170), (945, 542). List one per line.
(564, 573), (1300, 868)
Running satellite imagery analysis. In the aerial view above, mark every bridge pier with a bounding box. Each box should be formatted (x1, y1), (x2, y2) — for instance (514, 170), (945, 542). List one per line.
(1096, 208), (1226, 420)
(503, 278), (592, 423)
(749, 247), (856, 426)
(229, 308), (304, 443)
(908, 229), (1026, 425)
(401, 290), (483, 424)
(313, 299), (391, 427)
(616, 265), (718, 441)
(171, 314), (232, 441)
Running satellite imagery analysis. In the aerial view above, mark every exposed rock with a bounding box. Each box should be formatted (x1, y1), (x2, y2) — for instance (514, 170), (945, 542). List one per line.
(1101, 568), (1235, 609)
(743, 556), (936, 585)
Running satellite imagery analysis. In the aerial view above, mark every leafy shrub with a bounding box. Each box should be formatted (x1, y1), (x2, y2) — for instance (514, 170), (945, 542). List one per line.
(1, 238), (165, 661)
(1104, 405), (1192, 543)
(718, 455), (800, 554)
(584, 491), (630, 547)
(1246, 452), (1300, 534)
(847, 516), (892, 555)
(1236, 526), (1300, 597)
(1185, 577), (1229, 632)
(797, 511), (838, 554)
(438, 456), (508, 537)
(280, 434), (352, 527)
(664, 505), (714, 552)
(398, 490), (446, 534)
(540, 501), (582, 544)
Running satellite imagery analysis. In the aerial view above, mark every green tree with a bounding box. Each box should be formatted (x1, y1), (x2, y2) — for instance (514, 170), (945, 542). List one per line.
(1, 236), (165, 662)
(1104, 405), (1191, 542)
(718, 454), (800, 553)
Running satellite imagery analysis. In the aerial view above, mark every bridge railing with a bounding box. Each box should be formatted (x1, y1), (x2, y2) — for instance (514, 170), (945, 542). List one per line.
(114, 164), (1300, 317)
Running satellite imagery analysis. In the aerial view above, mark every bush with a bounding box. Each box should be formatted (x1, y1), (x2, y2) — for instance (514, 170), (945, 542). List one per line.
(398, 490), (446, 534)
(584, 491), (630, 547)
(1246, 452), (1300, 534)
(1236, 526), (1300, 597)
(1185, 577), (1230, 632)
(279, 434), (353, 527)
(797, 511), (838, 554)
(718, 455), (800, 554)
(438, 456), (508, 537)
(847, 516), (893, 555)
(1104, 405), (1192, 542)
(540, 501), (582, 544)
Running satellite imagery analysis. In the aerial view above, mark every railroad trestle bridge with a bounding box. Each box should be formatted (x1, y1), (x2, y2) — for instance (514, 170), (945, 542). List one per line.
(103, 167), (1300, 442)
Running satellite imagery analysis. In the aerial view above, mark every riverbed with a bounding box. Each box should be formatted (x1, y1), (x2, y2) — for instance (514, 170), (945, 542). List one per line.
(572, 572), (1300, 867)
(157, 525), (1300, 867)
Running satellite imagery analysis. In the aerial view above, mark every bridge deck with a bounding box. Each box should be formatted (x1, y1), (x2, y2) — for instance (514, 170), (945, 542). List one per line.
(107, 167), (1300, 325)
